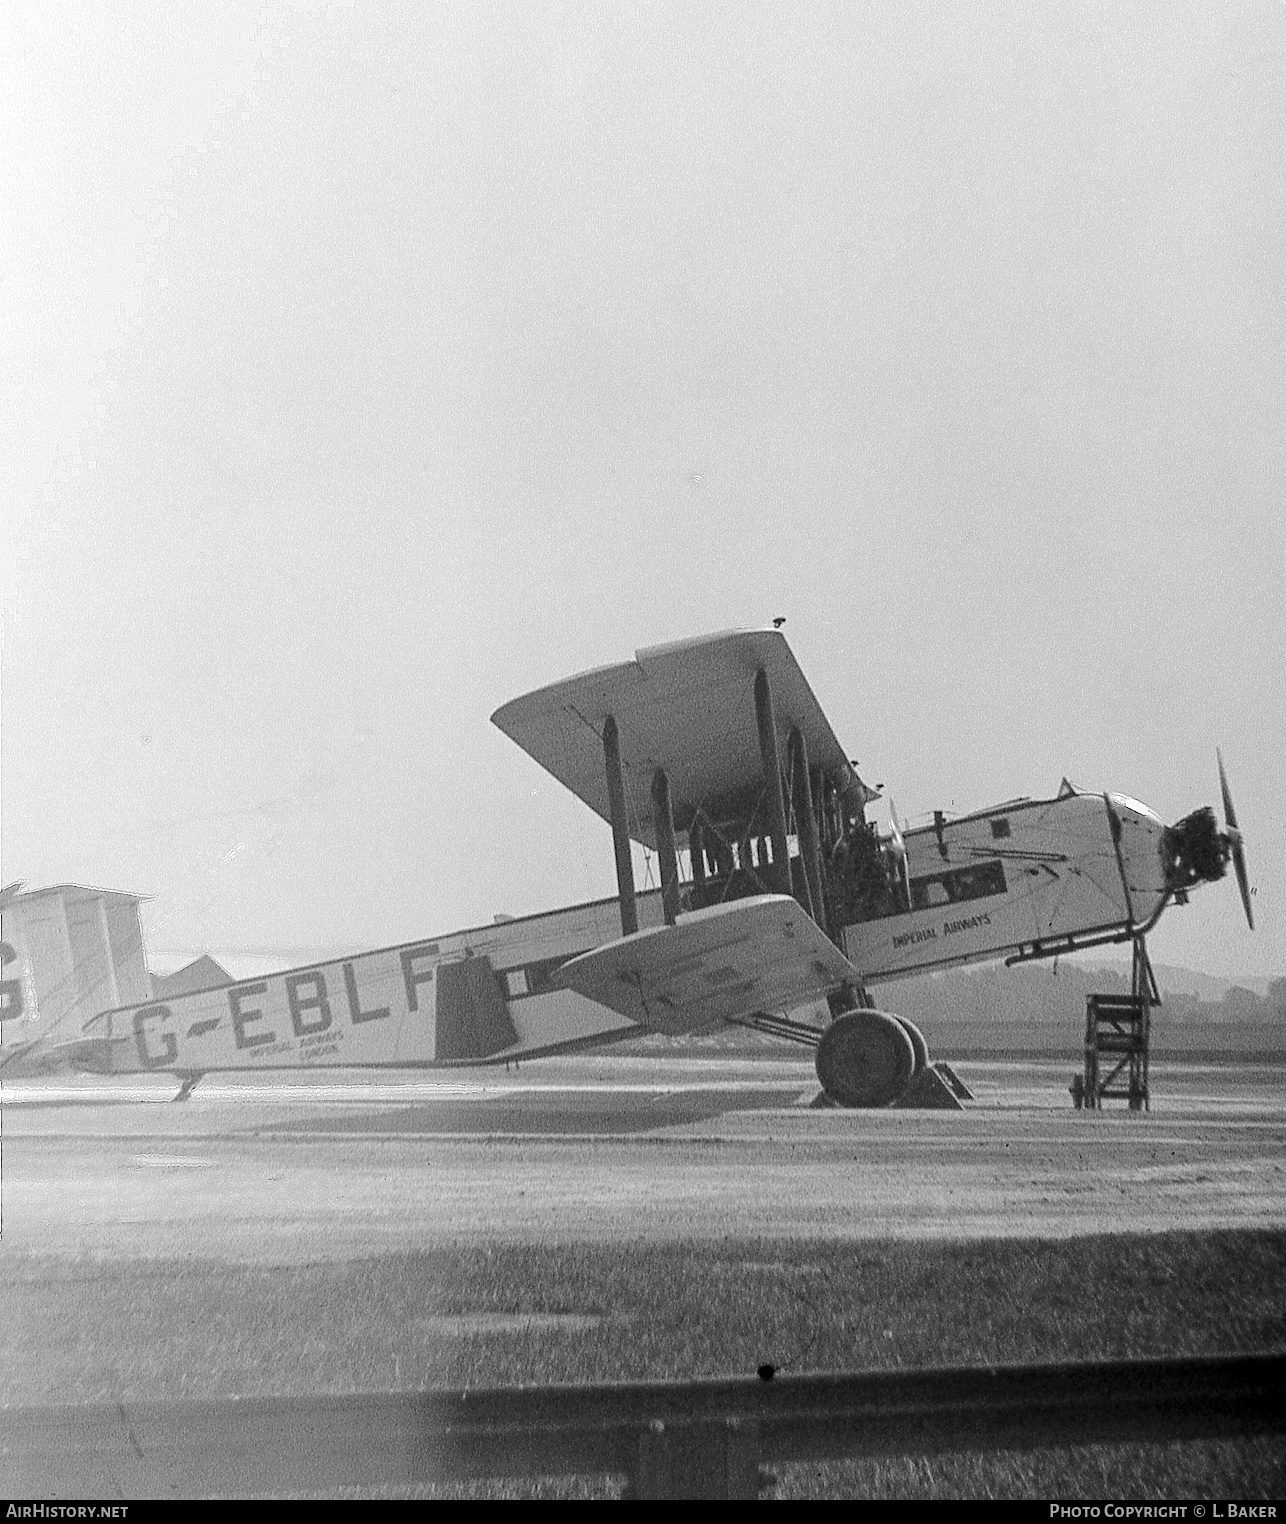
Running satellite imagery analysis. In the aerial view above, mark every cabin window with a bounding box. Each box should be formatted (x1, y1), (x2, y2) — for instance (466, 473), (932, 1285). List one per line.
(909, 860), (1008, 911)
(501, 952), (595, 999)
(990, 818), (1011, 839)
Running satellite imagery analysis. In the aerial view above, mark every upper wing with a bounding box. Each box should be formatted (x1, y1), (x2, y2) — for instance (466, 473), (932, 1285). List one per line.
(555, 895), (859, 1034)
(491, 630), (875, 847)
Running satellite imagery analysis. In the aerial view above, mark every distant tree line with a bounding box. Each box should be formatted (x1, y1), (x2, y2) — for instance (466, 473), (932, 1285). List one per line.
(887, 964), (1286, 1030)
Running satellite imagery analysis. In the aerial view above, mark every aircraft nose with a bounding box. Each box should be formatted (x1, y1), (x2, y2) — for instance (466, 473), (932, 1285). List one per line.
(1106, 793), (1170, 926)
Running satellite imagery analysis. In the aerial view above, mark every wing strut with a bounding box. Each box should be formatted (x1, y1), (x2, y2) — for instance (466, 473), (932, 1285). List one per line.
(602, 715), (639, 937)
(788, 727), (825, 926)
(754, 668), (793, 898)
(651, 767), (682, 926)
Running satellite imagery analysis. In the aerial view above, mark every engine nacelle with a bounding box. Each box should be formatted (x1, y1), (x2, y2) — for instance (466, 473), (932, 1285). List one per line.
(1164, 806), (1227, 891)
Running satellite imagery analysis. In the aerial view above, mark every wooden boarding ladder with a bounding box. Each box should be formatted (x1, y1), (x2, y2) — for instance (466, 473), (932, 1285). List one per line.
(1077, 937), (1158, 1112)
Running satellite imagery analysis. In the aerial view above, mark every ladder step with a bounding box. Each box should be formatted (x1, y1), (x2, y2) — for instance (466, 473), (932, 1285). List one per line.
(1083, 967), (1152, 1111)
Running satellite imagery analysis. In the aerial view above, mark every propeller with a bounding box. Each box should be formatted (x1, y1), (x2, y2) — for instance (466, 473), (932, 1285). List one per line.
(1217, 749), (1254, 931)
(886, 799), (913, 910)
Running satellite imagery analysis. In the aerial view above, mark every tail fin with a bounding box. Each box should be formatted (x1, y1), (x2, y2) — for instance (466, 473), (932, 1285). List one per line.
(0, 885), (153, 1049)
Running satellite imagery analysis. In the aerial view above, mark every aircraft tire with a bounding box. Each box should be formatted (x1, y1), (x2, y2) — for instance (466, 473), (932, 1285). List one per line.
(892, 1014), (930, 1075)
(815, 1010), (916, 1108)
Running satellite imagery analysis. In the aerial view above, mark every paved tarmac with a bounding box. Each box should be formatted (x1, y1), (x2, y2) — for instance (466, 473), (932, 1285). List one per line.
(2, 1057), (1283, 1264)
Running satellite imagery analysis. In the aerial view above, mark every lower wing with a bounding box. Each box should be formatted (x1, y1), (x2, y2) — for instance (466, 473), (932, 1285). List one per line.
(556, 894), (859, 1035)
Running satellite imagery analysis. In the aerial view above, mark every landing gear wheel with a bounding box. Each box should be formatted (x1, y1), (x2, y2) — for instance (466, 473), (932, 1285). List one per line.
(892, 1015), (930, 1075)
(815, 1010), (916, 1108)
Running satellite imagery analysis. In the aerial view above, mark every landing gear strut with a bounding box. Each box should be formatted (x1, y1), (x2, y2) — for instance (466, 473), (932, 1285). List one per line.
(732, 997), (970, 1108)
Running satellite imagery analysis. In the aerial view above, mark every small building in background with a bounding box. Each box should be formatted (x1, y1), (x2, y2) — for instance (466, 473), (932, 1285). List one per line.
(153, 954), (233, 999)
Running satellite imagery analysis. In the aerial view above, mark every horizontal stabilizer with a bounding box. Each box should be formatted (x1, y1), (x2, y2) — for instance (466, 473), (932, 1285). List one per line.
(555, 895), (859, 1035)
(0, 1035), (133, 1078)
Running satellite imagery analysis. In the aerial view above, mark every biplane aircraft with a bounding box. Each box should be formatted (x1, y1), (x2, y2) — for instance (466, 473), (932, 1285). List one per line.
(0, 630), (1254, 1106)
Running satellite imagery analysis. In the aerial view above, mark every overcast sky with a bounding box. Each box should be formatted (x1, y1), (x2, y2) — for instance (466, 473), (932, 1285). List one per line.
(2, 1), (1282, 981)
